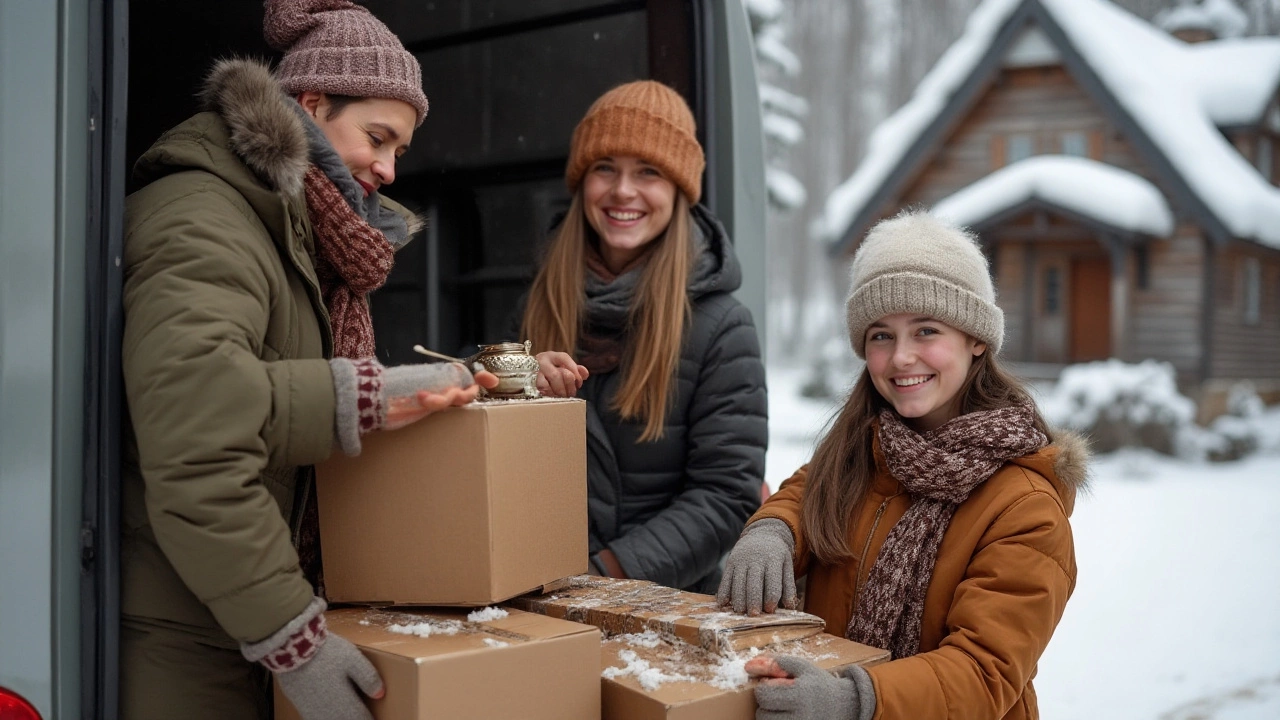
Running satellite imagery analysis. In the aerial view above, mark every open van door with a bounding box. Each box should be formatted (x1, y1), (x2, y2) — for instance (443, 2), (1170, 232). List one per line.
(1, 2), (762, 718)
(0, 1), (127, 718)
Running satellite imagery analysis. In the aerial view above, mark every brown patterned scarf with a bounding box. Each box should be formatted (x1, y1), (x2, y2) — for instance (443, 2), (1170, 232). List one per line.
(847, 404), (1048, 659)
(302, 165), (394, 359)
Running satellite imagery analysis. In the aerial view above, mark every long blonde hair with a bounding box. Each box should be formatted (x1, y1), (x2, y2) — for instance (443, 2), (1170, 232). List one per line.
(522, 192), (695, 441)
(800, 351), (1052, 564)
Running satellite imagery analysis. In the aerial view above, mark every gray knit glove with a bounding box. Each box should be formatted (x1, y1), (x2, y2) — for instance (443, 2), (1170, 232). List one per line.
(241, 598), (381, 720)
(754, 656), (876, 720)
(330, 358), (474, 456)
(716, 519), (798, 614)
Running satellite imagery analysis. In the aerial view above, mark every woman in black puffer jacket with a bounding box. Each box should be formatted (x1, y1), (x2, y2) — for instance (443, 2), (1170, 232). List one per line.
(521, 80), (767, 594)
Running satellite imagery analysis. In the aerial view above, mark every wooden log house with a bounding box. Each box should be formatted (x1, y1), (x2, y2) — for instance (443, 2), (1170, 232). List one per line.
(817, 0), (1280, 418)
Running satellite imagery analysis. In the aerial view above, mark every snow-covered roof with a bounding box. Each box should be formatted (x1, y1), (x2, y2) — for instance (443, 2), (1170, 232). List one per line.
(818, 0), (1280, 251)
(1155, 0), (1248, 40)
(932, 155), (1175, 237)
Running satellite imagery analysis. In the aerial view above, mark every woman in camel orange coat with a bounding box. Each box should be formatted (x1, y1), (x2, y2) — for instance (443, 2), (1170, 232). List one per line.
(717, 210), (1089, 720)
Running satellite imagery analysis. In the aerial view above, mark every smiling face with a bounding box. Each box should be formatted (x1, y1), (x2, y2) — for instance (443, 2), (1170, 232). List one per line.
(582, 155), (678, 273)
(864, 314), (987, 433)
(300, 92), (417, 197)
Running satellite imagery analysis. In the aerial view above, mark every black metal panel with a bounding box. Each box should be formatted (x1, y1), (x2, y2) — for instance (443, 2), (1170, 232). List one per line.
(83, 0), (128, 718)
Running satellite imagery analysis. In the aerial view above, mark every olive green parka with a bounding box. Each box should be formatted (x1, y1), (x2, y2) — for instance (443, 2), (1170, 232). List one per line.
(120, 58), (417, 646)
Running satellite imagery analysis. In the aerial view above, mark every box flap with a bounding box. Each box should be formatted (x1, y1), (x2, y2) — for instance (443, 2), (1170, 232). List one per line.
(324, 606), (596, 661)
(509, 576), (827, 653)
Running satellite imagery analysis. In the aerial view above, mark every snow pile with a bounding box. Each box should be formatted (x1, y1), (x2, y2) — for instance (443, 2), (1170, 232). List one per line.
(1155, 0), (1248, 40)
(482, 638), (511, 648)
(1201, 382), (1280, 461)
(386, 619), (462, 638)
(1039, 359), (1197, 456)
(601, 649), (695, 691)
(1038, 360), (1280, 461)
(933, 155), (1175, 236)
(465, 606), (508, 623)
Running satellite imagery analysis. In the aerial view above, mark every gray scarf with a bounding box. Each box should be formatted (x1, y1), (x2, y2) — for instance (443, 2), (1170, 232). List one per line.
(291, 101), (410, 249)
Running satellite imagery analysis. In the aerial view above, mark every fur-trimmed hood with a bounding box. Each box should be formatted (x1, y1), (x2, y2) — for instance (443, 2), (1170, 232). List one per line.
(198, 57), (311, 198)
(1009, 428), (1092, 516)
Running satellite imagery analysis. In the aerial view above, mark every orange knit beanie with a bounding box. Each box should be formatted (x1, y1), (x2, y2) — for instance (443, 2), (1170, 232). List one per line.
(565, 80), (705, 204)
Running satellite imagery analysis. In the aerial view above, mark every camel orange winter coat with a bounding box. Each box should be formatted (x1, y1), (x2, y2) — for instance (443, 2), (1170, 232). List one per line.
(751, 427), (1090, 720)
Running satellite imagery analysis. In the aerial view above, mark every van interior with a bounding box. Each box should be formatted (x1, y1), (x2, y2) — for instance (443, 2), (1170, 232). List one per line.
(127, 0), (704, 364)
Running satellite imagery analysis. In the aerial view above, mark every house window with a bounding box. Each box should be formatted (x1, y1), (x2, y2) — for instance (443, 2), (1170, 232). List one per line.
(1134, 244), (1149, 290)
(1061, 132), (1087, 157)
(1007, 135), (1034, 164)
(1259, 136), (1274, 183)
(1244, 257), (1261, 325)
(1044, 266), (1061, 314)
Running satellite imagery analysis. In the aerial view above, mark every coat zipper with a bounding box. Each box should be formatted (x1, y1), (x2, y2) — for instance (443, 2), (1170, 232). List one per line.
(850, 494), (898, 614)
(290, 467), (313, 546)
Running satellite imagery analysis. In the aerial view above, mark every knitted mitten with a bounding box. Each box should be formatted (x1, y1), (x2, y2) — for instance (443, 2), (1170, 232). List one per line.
(240, 597), (382, 720)
(329, 358), (474, 455)
(716, 519), (798, 615)
(753, 656), (876, 720)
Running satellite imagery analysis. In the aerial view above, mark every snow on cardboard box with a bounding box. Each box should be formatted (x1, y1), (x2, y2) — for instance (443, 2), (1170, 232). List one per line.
(509, 576), (890, 719)
(274, 606), (600, 720)
(316, 397), (588, 606)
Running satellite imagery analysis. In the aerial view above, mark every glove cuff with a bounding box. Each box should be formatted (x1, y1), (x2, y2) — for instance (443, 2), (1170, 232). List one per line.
(330, 357), (387, 456)
(241, 596), (328, 672)
(842, 665), (878, 720)
(745, 518), (796, 552)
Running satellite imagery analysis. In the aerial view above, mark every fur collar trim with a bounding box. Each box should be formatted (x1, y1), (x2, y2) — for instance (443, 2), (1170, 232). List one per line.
(1051, 428), (1092, 493)
(199, 58), (309, 197)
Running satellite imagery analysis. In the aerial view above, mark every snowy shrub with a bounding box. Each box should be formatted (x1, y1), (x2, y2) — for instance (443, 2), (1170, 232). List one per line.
(1039, 359), (1196, 456)
(1204, 383), (1265, 462)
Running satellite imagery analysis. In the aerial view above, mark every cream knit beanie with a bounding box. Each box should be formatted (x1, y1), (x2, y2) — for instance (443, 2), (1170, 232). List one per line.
(845, 210), (1003, 358)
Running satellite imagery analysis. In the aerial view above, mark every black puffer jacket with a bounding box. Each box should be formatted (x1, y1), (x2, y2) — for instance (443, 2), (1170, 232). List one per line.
(579, 205), (767, 593)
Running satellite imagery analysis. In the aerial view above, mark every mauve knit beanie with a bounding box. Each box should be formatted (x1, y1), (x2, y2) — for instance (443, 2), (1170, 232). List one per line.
(264, 0), (429, 127)
(845, 210), (1004, 358)
(565, 80), (705, 204)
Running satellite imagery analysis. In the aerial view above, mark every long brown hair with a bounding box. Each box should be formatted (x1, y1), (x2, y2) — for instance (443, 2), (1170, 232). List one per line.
(521, 192), (694, 441)
(801, 349), (1053, 564)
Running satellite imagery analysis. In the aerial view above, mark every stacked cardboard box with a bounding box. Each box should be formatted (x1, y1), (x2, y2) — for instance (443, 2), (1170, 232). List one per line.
(296, 397), (597, 719)
(509, 576), (890, 718)
(300, 395), (891, 720)
(316, 397), (588, 605)
(274, 606), (600, 720)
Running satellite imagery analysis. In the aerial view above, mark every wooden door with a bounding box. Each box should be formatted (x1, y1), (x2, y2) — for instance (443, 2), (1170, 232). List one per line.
(1070, 257), (1112, 361)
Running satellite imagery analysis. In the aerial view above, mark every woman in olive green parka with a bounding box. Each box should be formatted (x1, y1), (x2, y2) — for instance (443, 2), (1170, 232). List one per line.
(119, 3), (494, 719)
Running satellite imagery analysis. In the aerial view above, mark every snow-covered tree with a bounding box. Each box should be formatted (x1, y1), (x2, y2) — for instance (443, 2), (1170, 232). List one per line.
(744, 0), (809, 211)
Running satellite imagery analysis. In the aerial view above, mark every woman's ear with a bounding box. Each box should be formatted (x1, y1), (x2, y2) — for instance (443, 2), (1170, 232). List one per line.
(971, 338), (987, 358)
(297, 90), (323, 119)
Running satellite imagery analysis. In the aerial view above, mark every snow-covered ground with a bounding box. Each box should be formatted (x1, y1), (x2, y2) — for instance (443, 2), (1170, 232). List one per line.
(763, 364), (1280, 719)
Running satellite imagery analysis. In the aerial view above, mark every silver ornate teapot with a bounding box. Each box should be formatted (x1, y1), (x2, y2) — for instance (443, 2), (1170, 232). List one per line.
(467, 340), (540, 399)
(411, 340), (541, 399)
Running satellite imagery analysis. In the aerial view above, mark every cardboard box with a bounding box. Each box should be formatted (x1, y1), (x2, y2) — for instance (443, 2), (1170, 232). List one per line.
(509, 576), (827, 653)
(316, 398), (587, 606)
(275, 606), (601, 720)
(597, 630), (889, 720)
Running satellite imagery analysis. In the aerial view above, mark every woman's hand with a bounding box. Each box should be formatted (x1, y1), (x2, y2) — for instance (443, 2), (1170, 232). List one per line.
(746, 656), (874, 720)
(535, 351), (589, 397)
(384, 368), (499, 430)
(716, 519), (798, 615)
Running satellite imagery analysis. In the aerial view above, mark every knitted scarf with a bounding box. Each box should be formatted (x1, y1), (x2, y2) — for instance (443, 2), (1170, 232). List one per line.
(847, 403), (1048, 659)
(302, 165), (394, 358)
